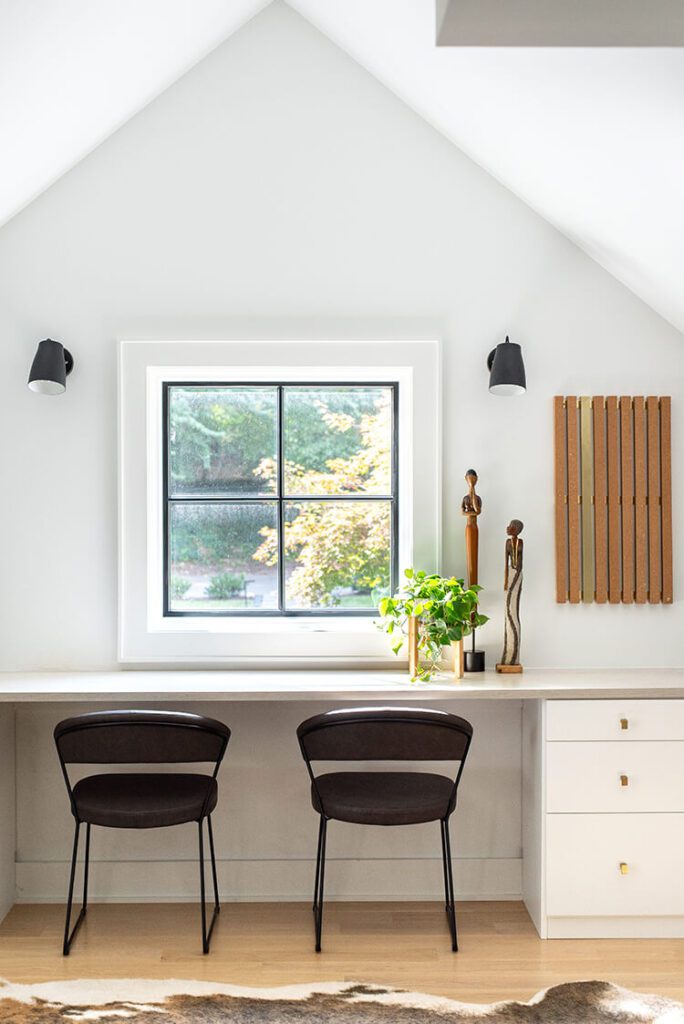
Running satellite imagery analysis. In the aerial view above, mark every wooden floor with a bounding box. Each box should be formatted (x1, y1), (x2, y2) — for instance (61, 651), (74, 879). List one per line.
(1, 902), (683, 1005)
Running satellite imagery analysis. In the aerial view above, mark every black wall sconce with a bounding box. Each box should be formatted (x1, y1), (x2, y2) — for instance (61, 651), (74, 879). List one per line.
(28, 339), (74, 395)
(487, 335), (526, 396)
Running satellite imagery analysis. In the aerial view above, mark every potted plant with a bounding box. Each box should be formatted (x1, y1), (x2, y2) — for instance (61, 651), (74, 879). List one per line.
(377, 569), (488, 681)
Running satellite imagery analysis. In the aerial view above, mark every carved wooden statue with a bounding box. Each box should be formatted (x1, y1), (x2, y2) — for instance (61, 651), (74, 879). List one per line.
(497, 519), (524, 674)
(460, 469), (482, 589)
(461, 469), (485, 672)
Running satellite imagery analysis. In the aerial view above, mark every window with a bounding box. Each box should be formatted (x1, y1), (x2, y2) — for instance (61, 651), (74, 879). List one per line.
(119, 338), (439, 664)
(164, 383), (398, 616)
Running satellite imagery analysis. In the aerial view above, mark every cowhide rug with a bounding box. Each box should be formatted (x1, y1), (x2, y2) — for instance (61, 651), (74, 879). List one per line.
(0, 978), (682, 1023)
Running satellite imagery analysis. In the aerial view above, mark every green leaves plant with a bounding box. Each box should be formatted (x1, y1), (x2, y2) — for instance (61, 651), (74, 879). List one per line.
(376, 570), (489, 681)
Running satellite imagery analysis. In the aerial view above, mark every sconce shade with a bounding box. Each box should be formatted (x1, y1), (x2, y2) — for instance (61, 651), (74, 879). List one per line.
(487, 336), (526, 396)
(28, 339), (74, 395)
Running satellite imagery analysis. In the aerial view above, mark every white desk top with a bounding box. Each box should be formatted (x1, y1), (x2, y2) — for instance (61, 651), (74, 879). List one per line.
(0, 668), (683, 703)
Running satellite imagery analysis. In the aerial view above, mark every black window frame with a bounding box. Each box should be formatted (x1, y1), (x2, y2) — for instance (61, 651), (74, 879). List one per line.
(162, 381), (399, 617)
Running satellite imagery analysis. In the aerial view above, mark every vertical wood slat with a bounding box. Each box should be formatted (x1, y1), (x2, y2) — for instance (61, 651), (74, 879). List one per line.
(553, 397), (568, 603)
(661, 396), (673, 604)
(606, 396), (621, 603)
(593, 397), (608, 603)
(647, 396), (661, 603)
(633, 397), (648, 604)
(620, 396), (634, 604)
(566, 397), (581, 604)
(579, 397), (594, 603)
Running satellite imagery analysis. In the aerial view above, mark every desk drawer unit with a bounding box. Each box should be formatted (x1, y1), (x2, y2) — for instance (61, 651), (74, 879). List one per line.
(546, 699), (684, 741)
(523, 697), (684, 939)
(546, 741), (684, 813)
(546, 813), (684, 917)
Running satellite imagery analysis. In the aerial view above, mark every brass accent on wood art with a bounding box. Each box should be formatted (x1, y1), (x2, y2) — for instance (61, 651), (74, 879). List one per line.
(579, 397), (595, 603)
(554, 396), (673, 604)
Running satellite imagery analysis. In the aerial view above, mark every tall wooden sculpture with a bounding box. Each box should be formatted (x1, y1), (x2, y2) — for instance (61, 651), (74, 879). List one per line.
(497, 519), (524, 674)
(461, 469), (485, 672)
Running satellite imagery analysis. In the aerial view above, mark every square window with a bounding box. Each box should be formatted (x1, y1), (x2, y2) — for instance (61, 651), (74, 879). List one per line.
(164, 383), (398, 616)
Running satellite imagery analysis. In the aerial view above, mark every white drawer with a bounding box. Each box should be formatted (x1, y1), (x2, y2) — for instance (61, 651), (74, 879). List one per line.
(546, 813), (684, 917)
(547, 741), (684, 812)
(546, 699), (684, 741)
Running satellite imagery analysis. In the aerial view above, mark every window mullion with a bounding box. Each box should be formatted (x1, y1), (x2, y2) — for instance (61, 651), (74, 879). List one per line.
(277, 385), (285, 613)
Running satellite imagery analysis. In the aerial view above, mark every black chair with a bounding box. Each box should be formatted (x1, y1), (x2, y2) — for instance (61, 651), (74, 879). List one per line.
(54, 709), (231, 956)
(297, 706), (473, 953)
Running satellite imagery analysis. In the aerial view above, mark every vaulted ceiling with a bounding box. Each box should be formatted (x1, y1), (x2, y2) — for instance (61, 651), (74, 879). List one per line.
(2, 0), (683, 333)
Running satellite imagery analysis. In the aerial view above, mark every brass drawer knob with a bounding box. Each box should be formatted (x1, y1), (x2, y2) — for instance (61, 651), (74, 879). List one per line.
(620, 862), (629, 875)
(620, 718), (629, 730)
(620, 774), (629, 787)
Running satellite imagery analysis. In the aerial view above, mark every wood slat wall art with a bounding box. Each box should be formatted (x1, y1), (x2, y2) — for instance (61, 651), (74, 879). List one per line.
(566, 397), (581, 603)
(620, 396), (635, 604)
(593, 398), (608, 604)
(554, 396), (673, 604)
(606, 396), (621, 603)
(553, 397), (568, 603)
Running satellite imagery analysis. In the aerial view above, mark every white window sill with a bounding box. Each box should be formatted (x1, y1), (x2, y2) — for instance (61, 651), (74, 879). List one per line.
(149, 615), (381, 635)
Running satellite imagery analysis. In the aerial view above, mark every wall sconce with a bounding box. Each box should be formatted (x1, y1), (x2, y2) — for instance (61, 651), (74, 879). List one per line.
(487, 335), (526, 396)
(28, 339), (74, 395)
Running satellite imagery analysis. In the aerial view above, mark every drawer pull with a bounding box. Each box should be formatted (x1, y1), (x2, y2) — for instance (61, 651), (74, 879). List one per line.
(619, 862), (629, 875)
(620, 774), (629, 787)
(620, 718), (629, 731)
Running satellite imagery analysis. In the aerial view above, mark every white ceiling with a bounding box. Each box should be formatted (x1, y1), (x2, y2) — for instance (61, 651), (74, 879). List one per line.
(1, 0), (683, 334)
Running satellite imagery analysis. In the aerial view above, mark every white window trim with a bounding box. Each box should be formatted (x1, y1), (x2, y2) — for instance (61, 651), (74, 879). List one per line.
(119, 339), (441, 665)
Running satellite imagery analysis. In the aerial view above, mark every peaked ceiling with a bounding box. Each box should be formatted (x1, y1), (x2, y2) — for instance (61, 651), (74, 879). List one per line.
(2, 0), (683, 334)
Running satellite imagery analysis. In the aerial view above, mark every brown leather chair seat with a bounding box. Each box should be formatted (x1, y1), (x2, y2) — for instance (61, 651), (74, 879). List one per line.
(311, 771), (454, 825)
(72, 773), (218, 829)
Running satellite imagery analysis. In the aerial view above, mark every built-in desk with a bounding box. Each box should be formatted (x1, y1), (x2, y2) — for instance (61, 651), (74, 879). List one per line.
(1, 667), (684, 702)
(1, 669), (683, 940)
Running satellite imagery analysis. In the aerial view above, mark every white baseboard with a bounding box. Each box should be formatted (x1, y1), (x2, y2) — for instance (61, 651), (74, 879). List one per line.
(16, 857), (521, 903)
(547, 916), (684, 939)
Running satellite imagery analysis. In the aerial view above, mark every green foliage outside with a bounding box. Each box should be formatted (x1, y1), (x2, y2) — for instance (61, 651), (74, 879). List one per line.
(170, 576), (191, 600)
(168, 386), (393, 608)
(206, 571), (246, 600)
(377, 569), (488, 680)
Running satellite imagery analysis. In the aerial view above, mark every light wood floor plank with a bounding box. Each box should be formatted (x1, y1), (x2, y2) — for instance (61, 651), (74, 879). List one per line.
(1, 902), (683, 1005)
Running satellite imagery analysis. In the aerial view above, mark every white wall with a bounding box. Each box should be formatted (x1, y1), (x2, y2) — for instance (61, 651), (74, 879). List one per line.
(0, 2), (682, 902)
(16, 699), (520, 903)
(0, 2), (680, 674)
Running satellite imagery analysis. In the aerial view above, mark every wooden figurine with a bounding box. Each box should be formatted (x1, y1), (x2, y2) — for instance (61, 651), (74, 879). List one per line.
(461, 469), (485, 672)
(497, 519), (524, 674)
(461, 469), (482, 588)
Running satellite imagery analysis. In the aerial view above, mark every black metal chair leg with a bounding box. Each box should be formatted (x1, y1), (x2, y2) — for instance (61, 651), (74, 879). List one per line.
(198, 818), (220, 954)
(314, 817), (328, 953)
(83, 823), (91, 911)
(63, 820), (88, 956)
(312, 815), (324, 912)
(207, 815), (220, 913)
(440, 819), (450, 913)
(443, 817), (458, 952)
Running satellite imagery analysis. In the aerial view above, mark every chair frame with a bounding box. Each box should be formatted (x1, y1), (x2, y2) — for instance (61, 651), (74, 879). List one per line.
(298, 709), (472, 953)
(55, 713), (229, 956)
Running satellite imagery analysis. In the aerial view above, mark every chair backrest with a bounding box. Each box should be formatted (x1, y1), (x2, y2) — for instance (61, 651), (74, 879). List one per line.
(54, 710), (230, 766)
(297, 707), (472, 763)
